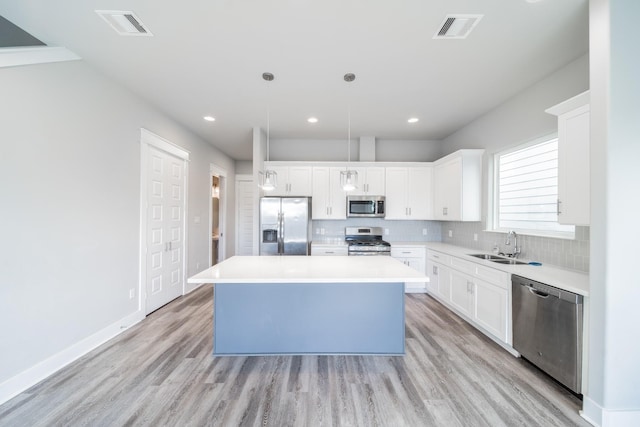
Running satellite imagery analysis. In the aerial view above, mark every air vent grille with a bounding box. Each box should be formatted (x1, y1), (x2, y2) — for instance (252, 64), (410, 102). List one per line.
(433, 14), (483, 39)
(95, 10), (153, 36)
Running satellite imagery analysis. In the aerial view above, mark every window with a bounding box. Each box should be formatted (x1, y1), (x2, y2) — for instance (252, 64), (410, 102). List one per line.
(492, 136), (575, 238)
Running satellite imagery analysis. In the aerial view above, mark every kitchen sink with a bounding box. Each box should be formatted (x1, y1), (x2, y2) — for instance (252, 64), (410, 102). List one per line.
(468, 254), (504, 260)
(491, 259), (528, 265)
(467, 253), (528, 265)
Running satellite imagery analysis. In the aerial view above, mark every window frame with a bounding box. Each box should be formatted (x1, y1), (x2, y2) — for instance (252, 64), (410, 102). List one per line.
(489, 134), (575, 240)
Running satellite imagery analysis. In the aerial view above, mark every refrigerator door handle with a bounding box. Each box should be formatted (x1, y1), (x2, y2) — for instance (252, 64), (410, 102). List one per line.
(278, 212), (284, 254)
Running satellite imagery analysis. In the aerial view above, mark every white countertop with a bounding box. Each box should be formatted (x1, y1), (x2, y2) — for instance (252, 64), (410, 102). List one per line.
(425, 242), (589, 296)
(188, 255), (428, 284)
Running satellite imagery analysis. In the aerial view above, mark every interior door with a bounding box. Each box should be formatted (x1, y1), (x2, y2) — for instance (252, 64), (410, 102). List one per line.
(145, 146), (185, 314)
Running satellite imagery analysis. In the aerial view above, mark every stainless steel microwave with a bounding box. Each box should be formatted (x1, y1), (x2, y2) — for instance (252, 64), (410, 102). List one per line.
(347, 195), (385, 218)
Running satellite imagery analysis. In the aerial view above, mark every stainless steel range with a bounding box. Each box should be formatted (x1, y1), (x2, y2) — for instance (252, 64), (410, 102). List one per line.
(345, 226), (391, 256)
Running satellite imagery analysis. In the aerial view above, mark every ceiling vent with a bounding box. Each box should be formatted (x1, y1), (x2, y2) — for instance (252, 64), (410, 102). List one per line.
(433, 14), (483, 39)
(95, 10), (153, 36)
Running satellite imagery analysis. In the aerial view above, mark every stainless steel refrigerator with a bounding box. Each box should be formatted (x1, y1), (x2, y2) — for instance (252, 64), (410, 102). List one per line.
(260, 197), (311, 255)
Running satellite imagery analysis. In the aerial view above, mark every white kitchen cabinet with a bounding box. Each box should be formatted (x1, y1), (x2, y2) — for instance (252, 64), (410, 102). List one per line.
(349, 166), (386, 195)
(433, 149), (483, 221)
(311, 167), (347, 219)
(426, 251), (451, 299)
(385, 166), (432, 220)
(264, 164), (312, 196)
(391, 245), (426, 293)
(311, 243), (348, 256)
(473, 277), (508, 342)
(450, 269), (474, 317)
(425, 249), (511, 346)
(546, 91), (590, 226)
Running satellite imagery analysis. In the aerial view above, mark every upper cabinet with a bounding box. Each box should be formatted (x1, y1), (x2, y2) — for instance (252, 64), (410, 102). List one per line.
(311, 167), (347, 220)
(546, 91), (590, 226)
(433, 150), (483, 221)
(264, 164), (312, 196)
(385, 166), (433, 220)
(348, 166), (386, 196)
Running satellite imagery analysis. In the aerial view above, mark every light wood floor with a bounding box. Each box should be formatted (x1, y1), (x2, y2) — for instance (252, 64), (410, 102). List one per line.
(0, 285), (589, 426)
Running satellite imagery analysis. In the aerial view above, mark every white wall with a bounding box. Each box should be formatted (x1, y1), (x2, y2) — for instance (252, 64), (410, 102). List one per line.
(0, 60), (235, 399)
(582, 1), (640, 425)
(269, 138), (442, 162)
(441, 54), (589, 156)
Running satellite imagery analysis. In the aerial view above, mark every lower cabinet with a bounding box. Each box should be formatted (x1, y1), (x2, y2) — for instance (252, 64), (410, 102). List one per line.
(311, 243), (348, 256)
(450, 269), (474, 318)
(391, 245), (427, 293)
(426, 249), (511, 346)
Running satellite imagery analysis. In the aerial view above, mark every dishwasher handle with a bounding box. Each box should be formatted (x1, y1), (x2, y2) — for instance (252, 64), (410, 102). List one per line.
(526, 284), (550, 298)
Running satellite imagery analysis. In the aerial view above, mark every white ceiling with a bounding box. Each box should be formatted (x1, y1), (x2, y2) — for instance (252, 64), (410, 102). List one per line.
(0, 0), (588, 160)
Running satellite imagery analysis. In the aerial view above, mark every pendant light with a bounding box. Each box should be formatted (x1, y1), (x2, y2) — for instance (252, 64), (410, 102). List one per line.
(259, 72), (277, 192)
(341, 73), (358, 192)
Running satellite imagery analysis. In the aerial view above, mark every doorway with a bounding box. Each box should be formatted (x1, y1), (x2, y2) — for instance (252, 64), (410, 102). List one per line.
(210, 164), (227, 266)
(139, 129), (188, 315)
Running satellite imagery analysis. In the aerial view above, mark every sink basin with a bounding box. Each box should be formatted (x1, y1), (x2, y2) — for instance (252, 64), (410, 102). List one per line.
(468, 253), (528, 265)
(468, 254), (504, 260)
(491, 259), (528, 265)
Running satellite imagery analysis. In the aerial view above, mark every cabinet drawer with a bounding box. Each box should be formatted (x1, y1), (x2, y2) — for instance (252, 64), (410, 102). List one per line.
(391, 246), (425, 258)
(450, 256), (476, 274)
(475, 265), (510, 288)
(427, 251), (449, 264)
(311, 246), (348, 256)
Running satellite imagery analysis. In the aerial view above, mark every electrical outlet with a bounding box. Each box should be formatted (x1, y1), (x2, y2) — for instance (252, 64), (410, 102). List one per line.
(320, 228), (325, 235)
(384, 228), (389, 235)
(473, 233), (478, 241)
(194, 216), (201, 224)
(422, 228), (427, 236)
(315, 228), (320, 234)
(448, 230), (453, 238)
(129, 288), (135, 299)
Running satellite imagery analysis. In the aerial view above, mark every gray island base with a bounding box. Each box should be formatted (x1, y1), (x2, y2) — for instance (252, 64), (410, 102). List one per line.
(187, 256), (428, 356)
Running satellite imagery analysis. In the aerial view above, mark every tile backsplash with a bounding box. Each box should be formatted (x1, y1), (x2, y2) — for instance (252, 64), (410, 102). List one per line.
(440, 221), (590, 273)
(312, 219), (589, 273)
(313, 219), (442, 242)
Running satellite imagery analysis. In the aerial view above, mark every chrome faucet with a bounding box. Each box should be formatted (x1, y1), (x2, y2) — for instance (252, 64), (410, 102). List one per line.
(504, 230), (521, 258)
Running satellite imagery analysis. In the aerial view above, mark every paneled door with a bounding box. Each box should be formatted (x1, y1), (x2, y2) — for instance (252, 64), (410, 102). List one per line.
(145, 144), (186, 314)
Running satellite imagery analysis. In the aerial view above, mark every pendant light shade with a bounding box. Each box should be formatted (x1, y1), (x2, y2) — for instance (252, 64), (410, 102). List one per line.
(259, 72), (277, 192)
(342, 73), (358, 192)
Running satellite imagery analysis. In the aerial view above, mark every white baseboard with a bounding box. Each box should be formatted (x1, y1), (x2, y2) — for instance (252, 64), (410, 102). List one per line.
(0, 310), (144, 405)
(581, 396), (640, 427)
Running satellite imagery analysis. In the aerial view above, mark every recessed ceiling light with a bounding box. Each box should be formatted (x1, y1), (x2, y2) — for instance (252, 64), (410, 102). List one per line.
(408, 118), (419, 124)
(203, 116), (215, 122)
(307, 117), (318, 123)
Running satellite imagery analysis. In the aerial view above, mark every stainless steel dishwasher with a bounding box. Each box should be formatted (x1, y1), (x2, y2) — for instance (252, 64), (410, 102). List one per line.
(512, 275), (584, 394)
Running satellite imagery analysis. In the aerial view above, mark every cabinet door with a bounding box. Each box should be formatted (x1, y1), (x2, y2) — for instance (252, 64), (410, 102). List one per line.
(558, 104), (590, 225)
(434, 158), (461, 220)
(426, 260), (440, 295)
(436, 263), (451, 301)
(312, 167), (346, 219)
(312, 167), (331, 219)
(450, 269), (473, 317)
(384, 167), (408, 219)
(328, 167), (347, 219)
(288, 166), (312, 196)
(266, 166), (289, 196)
(406, 167), (432, 219)
(473, 277), (508, 342)
(365, 167), (386, 195)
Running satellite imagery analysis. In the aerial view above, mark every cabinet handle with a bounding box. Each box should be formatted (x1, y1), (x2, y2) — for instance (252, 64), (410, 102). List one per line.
(557, 199), (562, 215)
(443, 207), (448, 216)
(409, 207), (412, 216)
(433, 266), (438, 275)
(433, 255), (439, 259)
(402, 251), (411, 254)
(326, 251), (334, 254)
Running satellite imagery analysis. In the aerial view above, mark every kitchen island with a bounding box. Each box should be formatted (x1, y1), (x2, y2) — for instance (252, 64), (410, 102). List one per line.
(187, 256), (427, 356)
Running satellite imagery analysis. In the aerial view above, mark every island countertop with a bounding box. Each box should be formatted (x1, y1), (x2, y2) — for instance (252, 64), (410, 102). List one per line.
(188, 255), (428, 284)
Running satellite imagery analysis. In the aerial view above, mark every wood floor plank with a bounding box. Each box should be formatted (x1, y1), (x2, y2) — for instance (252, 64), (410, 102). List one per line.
(0, 286), (590, 427)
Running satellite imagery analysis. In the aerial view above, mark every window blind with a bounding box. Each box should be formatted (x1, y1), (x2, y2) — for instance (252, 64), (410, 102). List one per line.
(496, 138), (574, 234)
